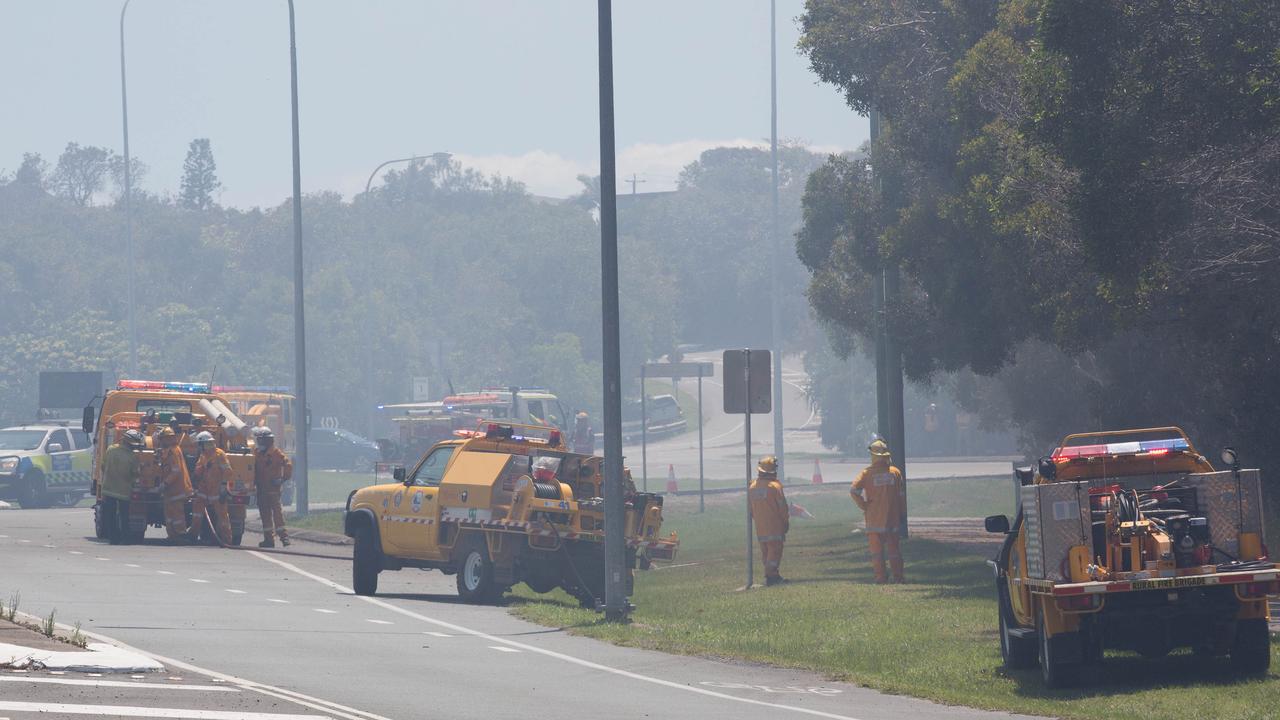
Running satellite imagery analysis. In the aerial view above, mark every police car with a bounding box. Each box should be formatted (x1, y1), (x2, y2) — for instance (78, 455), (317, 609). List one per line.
(0, 423), (94, 508)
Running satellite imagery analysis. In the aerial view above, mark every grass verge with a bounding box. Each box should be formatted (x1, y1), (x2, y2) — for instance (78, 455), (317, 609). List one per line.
(287, 509), (345, 535)
(510, 497), (1280, 720)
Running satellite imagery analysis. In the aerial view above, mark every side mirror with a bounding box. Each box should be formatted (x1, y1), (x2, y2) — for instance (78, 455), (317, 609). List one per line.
(393, 467), (406, 483)
(47, 443), (65, 454)
(82, 405), (95, 435)
(984, 514), (1011, 534)
(1037, 456), (1057, 481)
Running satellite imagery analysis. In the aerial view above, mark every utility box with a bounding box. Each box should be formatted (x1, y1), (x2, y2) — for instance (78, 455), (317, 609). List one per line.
(1021, 480), (1092, 581)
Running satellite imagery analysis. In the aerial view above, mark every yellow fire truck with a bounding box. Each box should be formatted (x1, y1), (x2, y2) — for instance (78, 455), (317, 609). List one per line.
(345, 421), (677, 605)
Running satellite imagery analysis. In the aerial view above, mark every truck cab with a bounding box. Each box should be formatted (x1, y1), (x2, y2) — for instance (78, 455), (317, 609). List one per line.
(987, 427), (1274, 686)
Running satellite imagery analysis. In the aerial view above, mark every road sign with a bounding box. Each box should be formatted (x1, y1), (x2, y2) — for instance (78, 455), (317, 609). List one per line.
(640, 362), (714, 379)
(722, 349), (771, 414)
(412, 376), (431, 402)
(320, 416), (339, 429)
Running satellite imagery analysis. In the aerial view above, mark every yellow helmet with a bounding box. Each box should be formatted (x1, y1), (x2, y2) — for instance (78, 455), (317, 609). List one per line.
(868, 439), (891, 459)
(757, 455), (777, 476)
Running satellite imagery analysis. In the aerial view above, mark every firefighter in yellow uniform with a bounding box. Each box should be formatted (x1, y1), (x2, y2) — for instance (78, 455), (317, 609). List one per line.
(190, 431), (233, 545)
(155, 427), (192, 542)
(101, 430), (144, 545)
(851, 439), (905, 583)
(253, 427), (292, 548)
(749, 456), (790, 586)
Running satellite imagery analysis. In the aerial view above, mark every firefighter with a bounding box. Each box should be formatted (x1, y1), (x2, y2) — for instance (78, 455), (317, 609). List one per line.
(851, 439), (905, 583)
(749, 455), (790, 586)
(155, 426), (192, 543)
(572, 411), (594, 455)
(190, 431), (233, 545)
(100, 429), (143, 545)
(253, 426), (292, 548)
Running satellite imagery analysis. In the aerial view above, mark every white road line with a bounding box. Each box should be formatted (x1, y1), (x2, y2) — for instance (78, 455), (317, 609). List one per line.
(68, 550), (83, 555)
(0, 702), (329, 719)
(250, 552), (865, 720)
(42, 544), (56, 548)
(423, 631), (451, 638)
(17, 540), (30, 544)
(267, 598), (290, 604)
(489, 646), (520, 653)
(157, 570), (175, 575)
(11, 611), (391, 720)
(313, 608), (338, 614)
(189, 579), (210, 584)
(126, 563), (141, 568)
(0, 676), (239, 692)
(365, 619), (392, 625)
(225, 589), (247, 594)
(96, 557), (110, 561)
(652, 562), (701, 571)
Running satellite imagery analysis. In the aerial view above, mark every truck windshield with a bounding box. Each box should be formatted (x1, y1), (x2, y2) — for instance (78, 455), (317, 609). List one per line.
(0, 430), (46, 450)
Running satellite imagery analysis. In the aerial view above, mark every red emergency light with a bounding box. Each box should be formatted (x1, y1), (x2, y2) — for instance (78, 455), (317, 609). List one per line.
(118, 380), (211, 393)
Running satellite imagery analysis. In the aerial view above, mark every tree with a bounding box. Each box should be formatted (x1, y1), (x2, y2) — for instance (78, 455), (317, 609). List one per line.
(13, 153), (48, 190)
(51, 143), (114, 206)
(179, 138), (221, 210)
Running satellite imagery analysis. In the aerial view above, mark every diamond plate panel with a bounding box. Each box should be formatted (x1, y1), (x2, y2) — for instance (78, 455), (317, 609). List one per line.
(1182, 470), (1264, 556)
(1021, 481), (1092, 581)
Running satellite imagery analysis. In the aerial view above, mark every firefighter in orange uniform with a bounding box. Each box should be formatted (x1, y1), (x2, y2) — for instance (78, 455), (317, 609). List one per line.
(851, 439), (905, 583)
(155, 427), (192, 542)
(253, 427), (292, 548)
(749, 456), (790, 586)
(190, 431), (233, 545)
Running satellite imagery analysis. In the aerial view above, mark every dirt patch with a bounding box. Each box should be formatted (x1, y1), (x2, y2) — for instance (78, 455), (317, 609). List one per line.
(0, 618), (80, 653)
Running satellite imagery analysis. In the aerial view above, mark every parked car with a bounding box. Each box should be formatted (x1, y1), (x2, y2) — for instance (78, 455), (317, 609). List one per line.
(307, 428), (379, 472)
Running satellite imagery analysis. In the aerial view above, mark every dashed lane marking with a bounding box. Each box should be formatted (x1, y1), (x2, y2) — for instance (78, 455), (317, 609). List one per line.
(189, 579), (210, 584)
(365, 619), (392, 625)
(42, 544), (56, 548)
(69, 550), (83, 555)
(423, 631), (451, 638)
(126, 563), (141, 568)
(313, 609), (338, 614)
(251, 551), (866, 720)
(157, 570), (175, 575)
(489, 646), (520, 653)
(17, 540), (30, 544)
(0, 702), (330, 719)
(267, 599), (290, 604)
(96, 557), (110, 561)
(0, 676), (239, 692)
(225, 589), (247, 594)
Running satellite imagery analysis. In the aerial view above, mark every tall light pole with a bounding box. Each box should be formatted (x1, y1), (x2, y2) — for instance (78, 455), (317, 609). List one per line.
(287, 0), (310, 516)
(597, 0), (628, 622)
(361, 153), (451, 437)
(119, 0), (137, 377)
(768, 0), (785, 483)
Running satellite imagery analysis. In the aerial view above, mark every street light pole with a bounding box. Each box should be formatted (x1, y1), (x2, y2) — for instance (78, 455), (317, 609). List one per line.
(768, 0), (785, 483)
(287, 0), (310, 516)
(361, 153), (451, 437)
(119, 0), (137, 378)
(597, 0), (628, 622)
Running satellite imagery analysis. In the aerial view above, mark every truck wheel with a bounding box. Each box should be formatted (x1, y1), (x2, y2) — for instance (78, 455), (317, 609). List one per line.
(1037, 609), (1080, 688)
(231, 529), (243, 547)
(997, 583), (1037, 670)
(94, 502), (109, 540)
(456, 535), (499, 604)
(18, 471), (51, 509)
(352, 523), (380, 596)
(1230, 618), (1271, 675)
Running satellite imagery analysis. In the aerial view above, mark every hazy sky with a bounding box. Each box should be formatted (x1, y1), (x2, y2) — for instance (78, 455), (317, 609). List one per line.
(3, 1), (867, 208)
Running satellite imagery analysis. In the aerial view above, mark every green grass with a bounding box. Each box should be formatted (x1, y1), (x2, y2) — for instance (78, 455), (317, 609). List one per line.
(509, 496), (1280, 720)
(287, 509), (345, 534)
(303, 471), (380, 504)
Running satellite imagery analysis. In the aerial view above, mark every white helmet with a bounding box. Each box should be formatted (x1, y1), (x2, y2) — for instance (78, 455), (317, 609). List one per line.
(195, 431), (215, 446)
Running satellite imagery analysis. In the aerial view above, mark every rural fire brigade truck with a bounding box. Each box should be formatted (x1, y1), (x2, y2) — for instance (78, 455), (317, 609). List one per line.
(345, 421), (677, 605)
(84, 380), (258, 544)
(986, 427), (1274, 687)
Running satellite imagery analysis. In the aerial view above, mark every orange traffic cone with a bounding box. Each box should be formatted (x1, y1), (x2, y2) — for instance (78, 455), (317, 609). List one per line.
(812, 458), (824, 485)
(666, 464), (679, 494)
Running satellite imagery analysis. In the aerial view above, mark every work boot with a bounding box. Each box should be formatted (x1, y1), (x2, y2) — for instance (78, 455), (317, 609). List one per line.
(892, 576), (906, 584)
(280, 535), (291, 547)
(258, 536), (275, 549)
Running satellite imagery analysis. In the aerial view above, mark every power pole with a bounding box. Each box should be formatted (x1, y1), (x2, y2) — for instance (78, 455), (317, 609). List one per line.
(119, 0), (137, 378)
(626, 173), (646, 195)
(287, 0), (310, 516)
(870, 108), (888, 443)
(597, 0), (628, 622)
(769, 0), (785, 484)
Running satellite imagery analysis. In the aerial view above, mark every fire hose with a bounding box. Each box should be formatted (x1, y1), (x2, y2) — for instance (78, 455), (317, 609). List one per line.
(199, 503), (351, 562)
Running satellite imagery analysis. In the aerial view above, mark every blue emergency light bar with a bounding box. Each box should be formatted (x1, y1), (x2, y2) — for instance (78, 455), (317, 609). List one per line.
(118, 380), (211, 393)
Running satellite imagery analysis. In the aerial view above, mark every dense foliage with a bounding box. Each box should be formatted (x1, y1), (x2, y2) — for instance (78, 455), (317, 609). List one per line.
(797, 0), (1280, 464)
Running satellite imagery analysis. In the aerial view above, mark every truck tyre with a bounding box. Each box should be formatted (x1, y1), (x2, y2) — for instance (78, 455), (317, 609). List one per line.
(231, 529), (243, 547)
(18, 471), (51, 509)
(94, 502), (109, 540)
(1037, 610), (1079, 688)
(998, 583), (1037, 670)
(456, 535), (499, 604)
(352, 523), (380, 596)
(1230, 618), (1270, 675)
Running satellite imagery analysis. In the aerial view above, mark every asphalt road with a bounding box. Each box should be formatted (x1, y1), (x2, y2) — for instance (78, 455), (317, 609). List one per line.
(625, 351), (1016, 491)
(0, 508), (1035, 720)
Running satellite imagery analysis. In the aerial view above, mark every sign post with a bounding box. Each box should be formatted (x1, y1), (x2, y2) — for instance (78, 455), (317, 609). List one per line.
(641, 362), (714, 510)
(722, 349), (771, 589)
